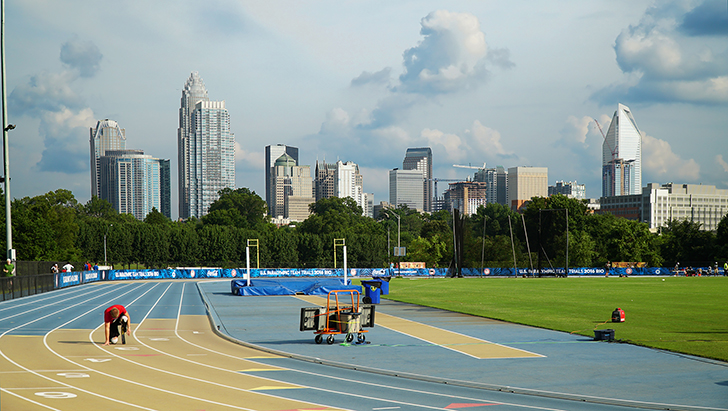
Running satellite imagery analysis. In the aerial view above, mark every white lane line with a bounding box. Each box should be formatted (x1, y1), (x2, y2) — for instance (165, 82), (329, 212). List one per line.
(76, 282), (260, 411)
(0, 282), (114, 313)
(191, 292), (573, 411)
(0, 283), (124, 323)
(0, 283), (158, 410)
(0, 388), (62, 410)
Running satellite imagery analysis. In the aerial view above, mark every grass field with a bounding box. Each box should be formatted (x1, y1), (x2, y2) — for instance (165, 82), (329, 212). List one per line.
(380, 276), (728, 362)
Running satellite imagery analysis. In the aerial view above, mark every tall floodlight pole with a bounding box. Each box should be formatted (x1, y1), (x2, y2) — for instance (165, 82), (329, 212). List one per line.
(1, 0), (14, 264)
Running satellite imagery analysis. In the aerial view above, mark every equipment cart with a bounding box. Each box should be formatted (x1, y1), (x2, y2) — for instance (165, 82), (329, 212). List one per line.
(299, 290), (375, 344)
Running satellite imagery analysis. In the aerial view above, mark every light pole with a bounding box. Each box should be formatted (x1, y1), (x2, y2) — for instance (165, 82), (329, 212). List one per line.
(104, 224), (113, 266)
(1, 0), (15, 264)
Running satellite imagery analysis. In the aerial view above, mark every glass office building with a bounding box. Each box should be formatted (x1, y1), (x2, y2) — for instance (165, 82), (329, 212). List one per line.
(178, 72), (235, 218)
(602, 103), (642, 197)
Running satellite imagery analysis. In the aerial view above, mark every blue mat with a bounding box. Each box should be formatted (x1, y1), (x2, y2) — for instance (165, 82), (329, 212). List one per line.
(231, 277), (361, 296)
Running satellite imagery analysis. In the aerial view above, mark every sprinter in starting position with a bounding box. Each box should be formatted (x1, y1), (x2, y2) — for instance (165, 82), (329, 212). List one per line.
(103, 304), (131, 345)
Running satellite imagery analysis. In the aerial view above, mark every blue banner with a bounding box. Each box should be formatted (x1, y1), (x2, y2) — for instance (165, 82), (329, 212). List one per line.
(52, 265), (716, 289)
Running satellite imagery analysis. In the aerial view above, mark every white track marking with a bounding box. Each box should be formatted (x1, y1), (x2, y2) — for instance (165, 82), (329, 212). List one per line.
(0, 283), (124, 323)
(0, 283), (158, 410)
(0, 388), (63, 410)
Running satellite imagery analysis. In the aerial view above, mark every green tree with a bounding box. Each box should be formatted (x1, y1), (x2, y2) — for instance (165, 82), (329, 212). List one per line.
(203, 188), (268, 229)
(144, 207), (170, 225)
(658, 219), (716, 266)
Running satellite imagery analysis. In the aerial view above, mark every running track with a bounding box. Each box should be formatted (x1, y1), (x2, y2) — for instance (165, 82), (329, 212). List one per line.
(0, 280), (726, 411)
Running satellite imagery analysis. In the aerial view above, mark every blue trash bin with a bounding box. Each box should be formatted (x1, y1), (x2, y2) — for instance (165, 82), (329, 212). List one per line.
(372, 276), (390, 295)
(361, 280), (382, 304)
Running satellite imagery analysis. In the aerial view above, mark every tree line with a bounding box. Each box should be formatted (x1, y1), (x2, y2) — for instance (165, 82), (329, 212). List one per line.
(2, 187), (727, 273)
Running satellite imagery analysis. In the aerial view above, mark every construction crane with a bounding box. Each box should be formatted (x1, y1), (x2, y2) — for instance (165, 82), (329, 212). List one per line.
(424, 177), (465, 200)
(453, 163), (487, 171)
(594, 118), (618, 196)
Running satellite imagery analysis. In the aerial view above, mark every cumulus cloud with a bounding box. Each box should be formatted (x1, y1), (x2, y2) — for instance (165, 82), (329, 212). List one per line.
(9, 39), (102, 174)
(60, 38), (103, 78)
(642, 133), (700, 181)
(234, 142), (263, 170)
(679, 0), (728, 36)
(593, 1), (728, 105)
(37, 108), (95, 173)
(351, 68), (392, 87)
(9, 71), (83, 117)
(418, 120), (516, 165)
(395, 10), (512, 95)
(716, 154), (728, 173)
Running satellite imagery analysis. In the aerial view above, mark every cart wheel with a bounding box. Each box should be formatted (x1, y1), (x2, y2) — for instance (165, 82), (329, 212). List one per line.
(326, 335), (335, 345)
(315, 335), (323, 344)
(363, 296), (371, 304)
(346, 333), (354, 343)
(357, 333), (366, 343)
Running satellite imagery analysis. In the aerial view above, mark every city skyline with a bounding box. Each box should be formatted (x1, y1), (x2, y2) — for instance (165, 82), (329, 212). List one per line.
(4, 1), (727, 220)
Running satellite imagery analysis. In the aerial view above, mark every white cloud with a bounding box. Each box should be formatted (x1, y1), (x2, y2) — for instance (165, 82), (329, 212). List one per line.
(396, 10), (511, 95)
(716, 154), (728, 173)
(642, 133), (700, 181)
(234, 142), (263, 170)
(594, 1), (728, 105)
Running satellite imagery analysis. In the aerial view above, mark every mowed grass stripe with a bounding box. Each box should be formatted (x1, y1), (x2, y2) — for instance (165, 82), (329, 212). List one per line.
(385, 276), (728, 362)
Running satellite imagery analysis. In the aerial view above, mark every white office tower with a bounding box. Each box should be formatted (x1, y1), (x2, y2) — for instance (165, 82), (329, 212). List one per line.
(314, 160), (365, 214)
(177, 72), (235, 219)
(389, 168), (425, 211)
(90, 119), (126, 198)
(270, 153), (313, 222)
(602, 103), (642, 197)
(403, 147), (433, 212)
(336, 161), (364, 211)
(100, 150), (171, 220)
(265, 144), (299, 214)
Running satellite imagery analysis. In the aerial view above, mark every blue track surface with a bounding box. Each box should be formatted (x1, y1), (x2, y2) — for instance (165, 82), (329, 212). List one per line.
(199, 279), (728, 410)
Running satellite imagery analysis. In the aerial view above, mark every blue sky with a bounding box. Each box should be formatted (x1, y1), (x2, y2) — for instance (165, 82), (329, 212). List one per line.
(4, 0), (728, 219)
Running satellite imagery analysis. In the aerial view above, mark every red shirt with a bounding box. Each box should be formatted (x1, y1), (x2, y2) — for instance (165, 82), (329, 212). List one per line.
(104, 304), (127, 323)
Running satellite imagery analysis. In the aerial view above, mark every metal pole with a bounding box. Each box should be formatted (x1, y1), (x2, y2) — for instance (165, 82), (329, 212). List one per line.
(565, 208), (569, 277)
(481, 214), (486, 276)
(397, 214), (401, 277)
(508, 216), (517, 276)
(1, 0), (14, 263)
(521, 214), (533, 273)
(104, 235), (107, 265)
(343, 245), (348, 285)
(246, 246), (250, 286)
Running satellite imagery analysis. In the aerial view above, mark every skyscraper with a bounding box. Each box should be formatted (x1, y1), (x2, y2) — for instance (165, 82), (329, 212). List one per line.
(270, 153), (314, 222)
(178, 72), (235, 219)
(265, 144), (299, 214)
(389, 168), (425, 211)
(314, 160), (365, 213)
(474, 166), (507, 205)
(507, 166), (548, 211)
(602, 103), (642, 197)
(403, 147), (433, 212)
(90, 119), (126, 198)
(100, 150), (171, 220)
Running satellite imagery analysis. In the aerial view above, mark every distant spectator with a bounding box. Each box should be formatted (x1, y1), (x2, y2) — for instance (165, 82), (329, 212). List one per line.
(93, 262), (99, 270)
(3, 259), (14, 277)
(62, 263), (74, 272)
(51, 263), (59, 274)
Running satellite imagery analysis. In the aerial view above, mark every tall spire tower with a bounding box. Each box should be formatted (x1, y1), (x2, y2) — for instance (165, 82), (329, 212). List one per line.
(602, 103), (642, 197)
(177, 72), (234, 219)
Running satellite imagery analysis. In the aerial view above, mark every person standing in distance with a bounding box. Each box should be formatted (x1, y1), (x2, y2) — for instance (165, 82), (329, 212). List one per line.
(103, 304), (131, 345)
